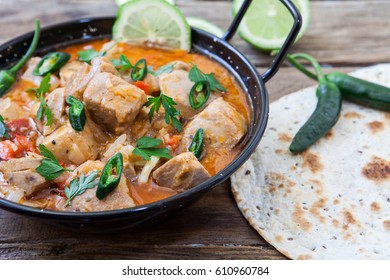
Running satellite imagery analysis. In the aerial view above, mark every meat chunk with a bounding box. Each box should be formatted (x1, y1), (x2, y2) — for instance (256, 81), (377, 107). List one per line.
(0, 184), (25, 203)
(59, 60), (88, 87)
(83, 72), (147, 134)
(35, 87), (67, 136)
(41, 119), (105, 165)
(64, 57), (118, 99)
(153, 152), (211, 190)
(0, 98), (25, 120)
(159, 69), (220, 118)
(179, 98), (247, 154)
(0, 156), (48, 196)
(21, 57), (60, 90)
(61, 160), (135, 212)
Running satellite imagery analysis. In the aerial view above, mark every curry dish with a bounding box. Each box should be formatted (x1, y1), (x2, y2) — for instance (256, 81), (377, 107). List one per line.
(0, 39), (250, 211)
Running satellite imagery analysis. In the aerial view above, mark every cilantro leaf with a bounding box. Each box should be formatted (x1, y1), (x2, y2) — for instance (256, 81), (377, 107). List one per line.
(148, 63), (175, 77)
(27, 73), (53, 126)
(77, 49), (101, 63)
(132, 136), (172, 161)
(64, 171), (99, 207)
(189, 65), (226, 92)
(36, 144), (72, 181)
(144, 92), (182, 131)
(0, 115), (10, 139)
(111, 54), (133, 72)
(78, 43), (118, 64)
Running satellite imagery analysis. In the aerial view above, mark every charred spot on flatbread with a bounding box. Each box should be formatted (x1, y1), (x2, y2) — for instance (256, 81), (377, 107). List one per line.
(293, 203), (312, 231)
(278, 133), (292, 142)
(344, 111), (362, 119)
(383, 220), (390, 231)
(370, 202), (381, 212)
(366, 121), (385, 134)
(362, 156), (390, 182)
(302, 151), (323, 173)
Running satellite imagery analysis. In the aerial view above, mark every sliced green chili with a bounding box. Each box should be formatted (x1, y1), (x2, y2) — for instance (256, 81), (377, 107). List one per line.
(0, 20), (40, 96)
(33, 52), (70, 76)
(66, 95), (86, 131)
(189, 128), (204, 159)
(131, 58), (147, 81)
(189, 81), (211, 110)
(96, 153), (123, 200)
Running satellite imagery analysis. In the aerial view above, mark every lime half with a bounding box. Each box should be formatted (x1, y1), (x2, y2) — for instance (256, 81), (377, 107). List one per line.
(115, 0), (175, 6)
(187, 17), (224, 38)
(233, 0), (310, 51)
(113, 0), (191, 51)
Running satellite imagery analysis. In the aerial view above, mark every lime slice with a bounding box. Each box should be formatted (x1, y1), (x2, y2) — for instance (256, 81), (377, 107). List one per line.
(187, 17), (224, 38)
(113, 0), (191, 51)
(233, 0), (310, 51)
(115, 0), (176, 6)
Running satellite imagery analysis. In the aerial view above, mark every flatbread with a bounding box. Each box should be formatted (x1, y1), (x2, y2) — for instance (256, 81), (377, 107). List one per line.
(231, 64), (390, 259)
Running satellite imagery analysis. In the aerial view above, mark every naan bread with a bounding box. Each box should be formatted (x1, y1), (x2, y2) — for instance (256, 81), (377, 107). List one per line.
(231, 64), (390, 259)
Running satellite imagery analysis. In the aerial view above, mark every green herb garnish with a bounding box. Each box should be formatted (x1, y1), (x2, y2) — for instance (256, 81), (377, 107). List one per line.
(148, 63), (175, 77)
(132, 136), (172, 161)
(64, 171), (99, 207)
(77, 42), (118, 64)
(0, 115), (10, 139)
(36, 144), (72, 181)
(27, 73), (53, 126)
(111, 54), (133, 72)
(144, 92), (182, 131)
(189, 64), (226, 92)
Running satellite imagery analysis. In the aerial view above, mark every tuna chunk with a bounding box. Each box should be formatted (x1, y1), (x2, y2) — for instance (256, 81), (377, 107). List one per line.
(0, 156), (48, 196)
(41, 119), (105, 165)
(64, 56), (118, 99)
(61, 160), (135, 212)
(179, 97), (247, 154)
(0, 98), (25, 120)
(153, 152), (211, 190)
(159, 69), (220, 118)
(36, 87), (67, 136)
(59, 60), (88, 87)
(83, 72), (147, 134)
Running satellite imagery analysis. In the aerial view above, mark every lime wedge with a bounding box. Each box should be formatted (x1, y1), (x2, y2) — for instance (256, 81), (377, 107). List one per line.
(113, 0), (191, 51)
(233, 0), (310, 51)
(187, 17), (224, 38)
(115, 0), (176, 6)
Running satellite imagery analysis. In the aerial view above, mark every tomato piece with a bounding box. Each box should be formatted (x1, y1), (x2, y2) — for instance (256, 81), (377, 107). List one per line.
(0, 140), (18, 161)
(133, 81), (149, 94)
(165, 135), (181, 151)
(13, 135), (36, 156)
(7, 119), (31, 137)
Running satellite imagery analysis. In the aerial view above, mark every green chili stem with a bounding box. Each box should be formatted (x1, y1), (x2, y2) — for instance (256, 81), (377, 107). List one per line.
(10, 19), (40, 75)
(289, 53), (325, 83)
(286, 54), (318, 81)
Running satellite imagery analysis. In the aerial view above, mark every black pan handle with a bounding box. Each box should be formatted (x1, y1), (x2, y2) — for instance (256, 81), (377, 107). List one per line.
(222, 0), (302, 83)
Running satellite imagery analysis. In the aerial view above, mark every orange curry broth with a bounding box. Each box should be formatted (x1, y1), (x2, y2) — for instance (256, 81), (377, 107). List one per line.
(5, 39), (251, 206)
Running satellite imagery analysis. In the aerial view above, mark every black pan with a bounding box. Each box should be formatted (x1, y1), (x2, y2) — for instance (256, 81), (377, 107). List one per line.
(0, 0), (301, 232)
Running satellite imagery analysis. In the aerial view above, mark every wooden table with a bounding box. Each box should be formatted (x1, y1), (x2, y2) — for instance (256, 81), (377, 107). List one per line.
(0, 0), (389, 259)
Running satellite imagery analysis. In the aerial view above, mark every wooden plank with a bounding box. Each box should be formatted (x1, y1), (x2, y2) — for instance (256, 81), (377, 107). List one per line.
(1, 1), (389, 67)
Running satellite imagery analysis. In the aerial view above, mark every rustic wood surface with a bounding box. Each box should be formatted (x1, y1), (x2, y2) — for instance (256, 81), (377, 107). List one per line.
(0, 0), (389, 260)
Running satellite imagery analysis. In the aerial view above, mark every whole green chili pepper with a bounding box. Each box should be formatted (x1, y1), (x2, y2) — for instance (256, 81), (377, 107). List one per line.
(289, 53), (342, 153)
(96, 153), (123, 200)
(131, 58), (147, 81)
(0, 20), (40, 96)
(66, 95), (86, 131)
(33, 52), (70, 76)
(286, 53), (390, 112)
(189, 128), (204, 159)
(326, 72), (390, 111)
(189, 81), (211, 110)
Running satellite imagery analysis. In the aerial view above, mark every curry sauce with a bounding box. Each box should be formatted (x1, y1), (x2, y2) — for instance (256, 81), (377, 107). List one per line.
(0, 39), (251, 211)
